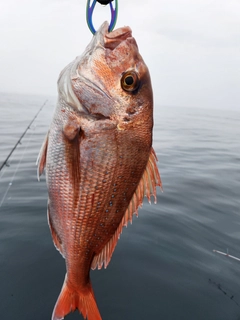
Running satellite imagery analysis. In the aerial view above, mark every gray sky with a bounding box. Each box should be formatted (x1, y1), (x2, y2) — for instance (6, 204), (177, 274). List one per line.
(0, 0), (239, 109)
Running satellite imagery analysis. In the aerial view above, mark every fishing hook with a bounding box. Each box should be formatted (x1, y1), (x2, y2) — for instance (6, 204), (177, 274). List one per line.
(86, 0), (118, 35)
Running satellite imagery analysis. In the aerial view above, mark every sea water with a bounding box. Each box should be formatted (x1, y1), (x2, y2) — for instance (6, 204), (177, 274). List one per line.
(0, 92), (240, 320)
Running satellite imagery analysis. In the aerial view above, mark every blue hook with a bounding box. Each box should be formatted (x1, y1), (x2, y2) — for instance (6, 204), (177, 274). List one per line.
(86, 0), (118, 35)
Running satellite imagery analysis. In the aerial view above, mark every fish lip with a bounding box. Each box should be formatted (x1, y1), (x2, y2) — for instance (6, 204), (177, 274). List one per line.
(97, 21), (133, 50)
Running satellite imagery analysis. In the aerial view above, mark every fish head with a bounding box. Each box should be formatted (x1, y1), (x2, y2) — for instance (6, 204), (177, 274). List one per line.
(58, 22), (153, 129)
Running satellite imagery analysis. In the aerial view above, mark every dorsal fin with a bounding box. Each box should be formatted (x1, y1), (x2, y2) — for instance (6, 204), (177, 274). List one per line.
(37, 132), (49, 180)
(91, 147), (162, 270)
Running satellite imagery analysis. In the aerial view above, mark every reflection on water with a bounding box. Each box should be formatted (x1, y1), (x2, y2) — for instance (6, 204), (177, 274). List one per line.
(0, 93), (240, 320)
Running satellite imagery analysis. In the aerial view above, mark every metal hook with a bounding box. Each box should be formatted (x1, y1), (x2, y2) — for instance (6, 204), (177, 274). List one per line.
(86, 0), (118, 35)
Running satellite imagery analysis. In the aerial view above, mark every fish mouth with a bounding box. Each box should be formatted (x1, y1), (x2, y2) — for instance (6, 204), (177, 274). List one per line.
(98, 21), (133, 50)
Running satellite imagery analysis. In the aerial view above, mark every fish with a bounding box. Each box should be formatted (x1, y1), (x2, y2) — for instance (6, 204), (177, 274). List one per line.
(37, 21), (162, 320)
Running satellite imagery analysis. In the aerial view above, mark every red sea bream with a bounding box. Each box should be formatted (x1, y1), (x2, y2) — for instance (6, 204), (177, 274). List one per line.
(37, 21), (162, 320)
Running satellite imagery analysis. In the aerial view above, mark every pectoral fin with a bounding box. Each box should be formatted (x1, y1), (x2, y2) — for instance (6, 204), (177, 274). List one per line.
(36, 132), (49, 180)
(62, 112), (82, 140)
(91, 147), (162, 270)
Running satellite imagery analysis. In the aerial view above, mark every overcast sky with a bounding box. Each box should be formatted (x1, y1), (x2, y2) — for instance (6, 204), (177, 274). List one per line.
(0, 0), (239, 110)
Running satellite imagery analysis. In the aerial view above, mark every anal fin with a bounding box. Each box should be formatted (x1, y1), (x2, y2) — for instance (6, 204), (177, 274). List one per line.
(48, 205), (65, 258)
(91, 147), (162, 270)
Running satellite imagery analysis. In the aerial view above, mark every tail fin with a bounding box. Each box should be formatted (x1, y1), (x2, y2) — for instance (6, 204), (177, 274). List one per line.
(52, 275), (102, 320)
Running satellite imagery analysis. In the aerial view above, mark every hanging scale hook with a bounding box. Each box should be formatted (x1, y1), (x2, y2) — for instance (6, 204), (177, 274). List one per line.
(86, 0), (118, 35)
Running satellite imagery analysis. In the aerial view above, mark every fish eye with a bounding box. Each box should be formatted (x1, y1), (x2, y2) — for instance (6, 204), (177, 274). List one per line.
(121, 71), (140, 92)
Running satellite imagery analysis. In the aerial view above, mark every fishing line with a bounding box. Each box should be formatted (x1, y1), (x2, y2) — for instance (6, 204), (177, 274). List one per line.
(0, 157), (12, 180)
(0, 125), (35, 208)
(0, 100), (48, 172)
(0, 123), (38, 208)
(0, 99), (48, 208)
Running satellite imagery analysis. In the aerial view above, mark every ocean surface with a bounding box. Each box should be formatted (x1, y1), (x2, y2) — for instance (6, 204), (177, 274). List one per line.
(0, 92), (240, 320)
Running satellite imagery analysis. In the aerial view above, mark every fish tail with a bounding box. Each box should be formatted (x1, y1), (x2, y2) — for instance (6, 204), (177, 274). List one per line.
(52, 274), (102, 320)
